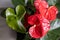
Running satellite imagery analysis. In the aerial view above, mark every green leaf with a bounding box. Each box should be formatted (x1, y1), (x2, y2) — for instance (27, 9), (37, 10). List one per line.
(23, 32), (30, 40)
(55, 0), (60, 11)
(6, 8), (26, 33)
(27, 0), (34, 6)
(16, 5), (26, 33)
(42, 27), (60, 40)
(50, 19), (60, 30)
(17, 20), (26, 33)
(6, 8), (15, 16)
(12, 0), (25, 6)
(6, 8), (20, 32)
(26, 0), (35, 15)
(47, 0), (57, 5)
(16, 5), (26, 19)
(23, 32), (35, 40)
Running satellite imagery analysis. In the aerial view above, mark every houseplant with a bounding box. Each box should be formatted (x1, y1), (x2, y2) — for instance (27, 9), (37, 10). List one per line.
(1, 0), (60, 40)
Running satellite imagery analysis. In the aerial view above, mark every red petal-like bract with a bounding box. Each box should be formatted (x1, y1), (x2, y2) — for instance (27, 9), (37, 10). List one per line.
(29, 14), (50, 38)
(34, 0), (48, 10)
(28, 15), (36, 25)
(39, 1), (48, 8)
(45, 6), (58, 21)
(29, 25), (41, 38)
(34, 0), (49, 16)
(34, 0), (41, 10)
(39, 1), (48, 15)
(28, 15), (39, 25)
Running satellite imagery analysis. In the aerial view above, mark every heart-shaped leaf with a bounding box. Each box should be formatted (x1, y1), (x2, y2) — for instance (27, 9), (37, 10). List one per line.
(16, 5), (26, 33)
(6, 5), (26, 33)
(16, 5), (26, 19)
(6, 8), (21, 32)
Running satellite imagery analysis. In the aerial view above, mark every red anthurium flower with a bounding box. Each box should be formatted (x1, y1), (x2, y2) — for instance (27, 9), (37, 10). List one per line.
(28, 11), (40, 25)
(34, 0), (58, 21)
(34, 0), (41, 10)
(39, 1), (48, 15)
(39, 1), (48, 8)
(28, 14), (50, 38)
(34, 0), (48, 16)
(44, 6), (58, 21)
(34, 0), (48, 10)
(29, 25), (40, 38)
(28, 15), (38, 25)
(28, 0), (58, 38)
(39, 6), (58, 21)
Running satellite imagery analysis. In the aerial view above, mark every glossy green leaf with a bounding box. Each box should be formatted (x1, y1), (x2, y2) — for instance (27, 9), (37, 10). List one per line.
(16, 5), (26, 33)
(23, 32), (30, 40)
(47, 0), (57, 5)
(23, 32), (35, 40)
(16, 5), (26, 19)
(6, 8), (26, 33)
(50, 19), (60, 30)
(26, 0), (35, 15)
(12, 0), (25, 6)
(6, 8), (20, 32)
(6, 8), (15, 16)
(42, 27), (60, 40)
(6, 15), (21, 32)
(55, 0), (60, 11)
(17, 20), (26, 33)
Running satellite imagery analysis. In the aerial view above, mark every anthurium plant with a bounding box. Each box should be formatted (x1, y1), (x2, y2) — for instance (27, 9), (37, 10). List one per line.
(3, 0), (60, 40)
